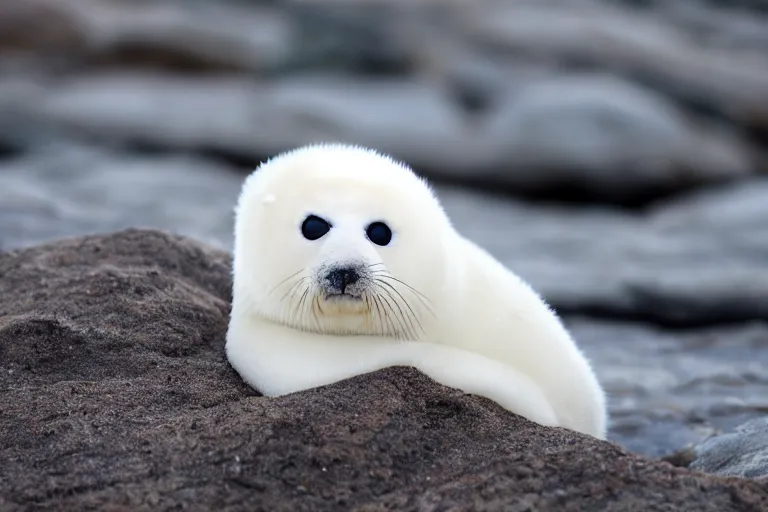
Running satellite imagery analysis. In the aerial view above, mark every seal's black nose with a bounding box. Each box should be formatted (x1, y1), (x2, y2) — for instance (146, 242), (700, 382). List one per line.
(327, 267), (360, 294)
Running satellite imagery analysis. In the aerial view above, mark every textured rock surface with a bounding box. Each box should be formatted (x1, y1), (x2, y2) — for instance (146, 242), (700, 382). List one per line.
(687, 417), (768, 478)
(1, 229), (767, 511)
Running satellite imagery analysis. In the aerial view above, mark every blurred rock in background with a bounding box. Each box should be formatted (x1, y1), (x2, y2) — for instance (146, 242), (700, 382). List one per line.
(1, 0), (767, 462)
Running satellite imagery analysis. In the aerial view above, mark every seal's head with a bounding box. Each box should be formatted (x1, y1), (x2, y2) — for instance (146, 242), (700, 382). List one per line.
(232, 144), (451, 339)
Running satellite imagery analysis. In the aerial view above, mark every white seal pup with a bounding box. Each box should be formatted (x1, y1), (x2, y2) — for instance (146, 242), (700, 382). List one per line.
(226, 143), (608, 439)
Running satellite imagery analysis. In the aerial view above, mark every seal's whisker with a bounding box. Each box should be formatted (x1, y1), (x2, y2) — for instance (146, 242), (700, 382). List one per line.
(363, 295), (375, 334)
(374, 295), (394, 337)
(375, 279), (424, 339)
(370, 271), (436, 318)
(370, 293), (392, 337)
(311, 294), (322, 330)
(296, 285), (312, 327)
(280, 279), (313, 329)
(279, 276), (310, 305)
(375, 281), (423, 341)
(282, 281), (300, 315)
(369, 270), (430, 299)
(266, 269), (306, 298)
(369, 271), (434, 307)
(377, 289), (409, 341)
(371, 286), (397, 337)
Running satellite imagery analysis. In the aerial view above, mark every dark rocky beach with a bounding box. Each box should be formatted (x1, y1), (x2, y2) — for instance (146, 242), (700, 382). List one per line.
(1, 0), (767, 509)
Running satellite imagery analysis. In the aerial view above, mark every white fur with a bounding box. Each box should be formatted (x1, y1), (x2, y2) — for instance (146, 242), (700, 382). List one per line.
(226, 143), (608, 438)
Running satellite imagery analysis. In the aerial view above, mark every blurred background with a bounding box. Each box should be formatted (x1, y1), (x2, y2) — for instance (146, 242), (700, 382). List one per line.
(1, 0), (767, 458)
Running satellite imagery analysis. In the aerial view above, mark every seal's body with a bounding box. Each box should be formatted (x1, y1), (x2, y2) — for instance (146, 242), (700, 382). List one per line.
(226, 144), (607, 438)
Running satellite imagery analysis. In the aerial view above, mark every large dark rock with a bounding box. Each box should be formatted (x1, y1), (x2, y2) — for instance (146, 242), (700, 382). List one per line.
(1, 229), (767, 511)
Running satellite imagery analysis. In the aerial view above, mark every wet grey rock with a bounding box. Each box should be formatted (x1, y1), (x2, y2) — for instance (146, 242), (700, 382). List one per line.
(286, 0), (419, 75)
(461, 0), (768, 133)
(0, 0), (293, 73)
(0, 71), (754, 203)
(439, 178), (768, 327)
(0, 77), (67, 153)
(0, 144), (243, 252)
(569, 319), (768, 457)
(660, 2), (768, 54)
(0, 0), (766, 203)
(10, 72), (484, 171)
(482, 74), (751, 200)
(688, 417), (768, 478)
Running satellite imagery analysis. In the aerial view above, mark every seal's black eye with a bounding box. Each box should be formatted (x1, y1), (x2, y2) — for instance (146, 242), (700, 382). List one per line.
(366, 221), (392, 246)
(301, 215), (331, 241)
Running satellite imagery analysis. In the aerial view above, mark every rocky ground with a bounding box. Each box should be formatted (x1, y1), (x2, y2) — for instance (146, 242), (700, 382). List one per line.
(0, 229), (766, 511)
(1, 0), (767, 505)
